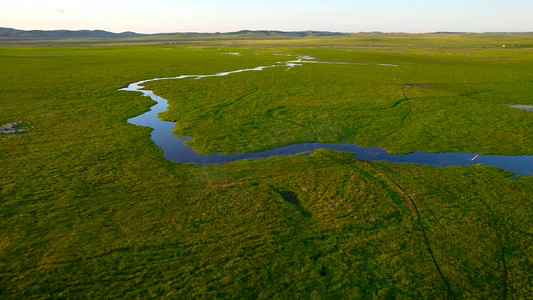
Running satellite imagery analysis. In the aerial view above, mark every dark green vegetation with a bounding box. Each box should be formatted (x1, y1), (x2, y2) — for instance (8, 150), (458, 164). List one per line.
(1, 34), (532, 298)
(150, 47), (533, 155)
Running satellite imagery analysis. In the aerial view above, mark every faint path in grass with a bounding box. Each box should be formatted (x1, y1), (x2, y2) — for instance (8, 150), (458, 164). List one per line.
(475, 177), (511, 299)
(365, 161), (456, 298)
(380, 90), (412, 143)
(212, 88), (259, 117)
(360, 88), (414, 144)
(264, 105), (318, 140)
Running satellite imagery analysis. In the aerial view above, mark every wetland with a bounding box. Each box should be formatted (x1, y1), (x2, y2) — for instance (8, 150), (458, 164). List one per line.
(122, 56), (533, 175)
(1, 34), (533, 298)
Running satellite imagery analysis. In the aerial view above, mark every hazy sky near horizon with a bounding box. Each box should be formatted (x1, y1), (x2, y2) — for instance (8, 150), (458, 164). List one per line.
(1, 0), (532, 33)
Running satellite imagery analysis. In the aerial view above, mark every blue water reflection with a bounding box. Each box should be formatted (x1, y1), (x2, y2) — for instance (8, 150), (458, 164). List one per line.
(120, 65), (532, 176)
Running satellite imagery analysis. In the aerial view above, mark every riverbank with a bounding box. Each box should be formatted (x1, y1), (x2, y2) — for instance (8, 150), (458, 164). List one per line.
(121, 58), (533, 175)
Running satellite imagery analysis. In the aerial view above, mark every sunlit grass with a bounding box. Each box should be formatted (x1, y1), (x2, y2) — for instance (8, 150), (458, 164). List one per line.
(0, 35), (532, 298)
(146, 47), (533, 155)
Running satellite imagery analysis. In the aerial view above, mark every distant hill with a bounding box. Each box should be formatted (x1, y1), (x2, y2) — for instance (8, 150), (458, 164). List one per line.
(1, 28), (531, 41)
(0, 27), (144, 39)
(223, 30), (346, 37)
(0, 27), (346, 40)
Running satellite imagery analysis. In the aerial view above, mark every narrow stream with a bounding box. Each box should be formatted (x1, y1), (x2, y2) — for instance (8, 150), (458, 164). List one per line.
(119, 58), (533, 175)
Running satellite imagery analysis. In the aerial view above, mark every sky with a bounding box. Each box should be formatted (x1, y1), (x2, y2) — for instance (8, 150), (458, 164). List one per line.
(1, 0), (532, 34)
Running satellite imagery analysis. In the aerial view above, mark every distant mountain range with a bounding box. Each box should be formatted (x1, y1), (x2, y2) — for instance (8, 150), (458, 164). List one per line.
(0, 27), (346, 40)
(2, 27), (530, 40)
(204, 30), (346, 37)
(0, 27), (143, 39)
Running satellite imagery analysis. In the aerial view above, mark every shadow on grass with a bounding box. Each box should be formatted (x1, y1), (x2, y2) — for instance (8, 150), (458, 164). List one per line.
(272, 187), (311, 218)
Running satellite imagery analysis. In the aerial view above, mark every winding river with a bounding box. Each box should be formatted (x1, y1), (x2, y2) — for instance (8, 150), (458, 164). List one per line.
(119, 57), (533, 176)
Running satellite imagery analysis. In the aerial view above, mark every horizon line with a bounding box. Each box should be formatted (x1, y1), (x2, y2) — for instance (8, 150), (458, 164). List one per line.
(2, 26), (533, 35)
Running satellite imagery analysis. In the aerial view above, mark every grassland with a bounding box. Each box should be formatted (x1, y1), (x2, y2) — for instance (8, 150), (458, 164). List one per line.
(148, 47), (533, 155)
(1, 34), (532, 298)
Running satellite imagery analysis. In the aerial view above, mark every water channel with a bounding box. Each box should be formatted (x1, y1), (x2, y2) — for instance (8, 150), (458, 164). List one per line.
(119, 58), (533, 175)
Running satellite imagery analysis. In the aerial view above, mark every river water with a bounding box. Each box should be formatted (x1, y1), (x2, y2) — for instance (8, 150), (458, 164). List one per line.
(119, 58), (533, 175)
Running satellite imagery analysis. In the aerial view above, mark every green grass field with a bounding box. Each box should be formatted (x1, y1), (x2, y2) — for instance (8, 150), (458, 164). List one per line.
(148, 47), (533, 155)
(1, 34), (532, 298)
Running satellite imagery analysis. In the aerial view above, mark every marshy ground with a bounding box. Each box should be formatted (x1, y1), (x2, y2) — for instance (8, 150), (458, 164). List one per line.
(1, 33), (532, 298)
